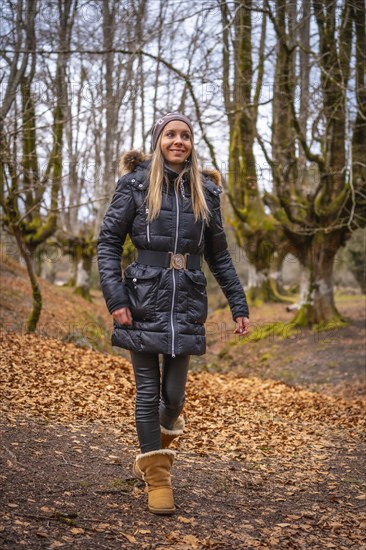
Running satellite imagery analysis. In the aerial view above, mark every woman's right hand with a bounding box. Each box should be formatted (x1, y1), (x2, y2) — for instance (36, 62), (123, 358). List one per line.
(112, 307), (133, 326)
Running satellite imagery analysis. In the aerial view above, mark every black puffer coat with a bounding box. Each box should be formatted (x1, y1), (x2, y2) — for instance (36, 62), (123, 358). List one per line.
(97, 150), (249, 357)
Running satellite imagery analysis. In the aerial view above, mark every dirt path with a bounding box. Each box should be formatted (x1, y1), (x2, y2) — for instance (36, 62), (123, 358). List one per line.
(1, 418), (365, 549)
(1, 332), (365, 549)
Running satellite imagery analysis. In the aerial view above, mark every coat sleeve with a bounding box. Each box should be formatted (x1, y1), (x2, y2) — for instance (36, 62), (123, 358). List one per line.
(97, 176), (135, 315)
(204, 190), (249, 321)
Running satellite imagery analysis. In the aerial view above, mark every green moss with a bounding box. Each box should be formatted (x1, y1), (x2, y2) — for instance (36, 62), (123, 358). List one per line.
(26, 216), (43, 233)
(79, 481), (91, 488)
(247, 273), (293, 305)
(74, 286), (92, 302)
(292, 305), (348, 329)
(25, 214), (57, 246)
(261, 216), (278, 232)
(273, 210), (290, 224)
(312, 319), (348, 332)
(226, 321), (299, 346)
(218, 349), (232, 359)
(292, 305), (312, 327)
(314, 184), (350, 219)
(110, 478), (135, 488)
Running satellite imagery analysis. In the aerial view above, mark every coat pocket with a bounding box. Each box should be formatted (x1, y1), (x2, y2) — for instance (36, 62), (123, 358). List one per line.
(184, 270), (208, 325)
(124, 264), (161, 321)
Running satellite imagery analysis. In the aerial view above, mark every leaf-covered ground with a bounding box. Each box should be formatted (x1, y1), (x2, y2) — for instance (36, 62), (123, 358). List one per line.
(0, 257), (112, 353)
(196, 296), (366, 400)
(1, 256), (365, 548)
(1, 331), (365, 549)
(1, 255), (365, 396)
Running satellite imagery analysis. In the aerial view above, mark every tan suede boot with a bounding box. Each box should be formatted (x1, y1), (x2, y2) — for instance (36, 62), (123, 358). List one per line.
(132, 459), (143, 480)
(134, 449), (176, 514)
(160, 416), (185, 449)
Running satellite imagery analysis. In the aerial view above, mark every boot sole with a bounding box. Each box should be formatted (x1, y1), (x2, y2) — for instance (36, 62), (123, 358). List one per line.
(148, 506), (176, 515)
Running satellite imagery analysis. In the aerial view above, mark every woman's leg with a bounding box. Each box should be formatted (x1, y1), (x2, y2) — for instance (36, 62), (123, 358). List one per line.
(159, 354), (190, 430)
(129, 350), (161, 453)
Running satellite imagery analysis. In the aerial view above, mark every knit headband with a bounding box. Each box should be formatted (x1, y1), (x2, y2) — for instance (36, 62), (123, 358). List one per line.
(151, 112), (194, 152)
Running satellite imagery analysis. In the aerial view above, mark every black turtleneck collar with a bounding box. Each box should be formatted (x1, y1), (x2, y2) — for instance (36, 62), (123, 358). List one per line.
(164, 162), (191, 182)
(163, 162), (190, 198)
(164, 163), (179, 177)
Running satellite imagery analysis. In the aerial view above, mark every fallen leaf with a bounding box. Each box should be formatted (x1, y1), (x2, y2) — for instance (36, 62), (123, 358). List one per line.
(49, 542), (64, 549)
(182, 535), (200, 548)
(70, 528), (84, 535)
(121, 532), (137, 544)
(177, 515), (196, 524)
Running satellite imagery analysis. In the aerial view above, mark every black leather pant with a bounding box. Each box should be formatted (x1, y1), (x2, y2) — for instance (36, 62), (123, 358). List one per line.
(129, 350), (190, 453)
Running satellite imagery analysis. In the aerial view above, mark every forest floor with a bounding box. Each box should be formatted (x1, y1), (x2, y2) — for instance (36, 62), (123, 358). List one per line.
(0, 256), (365, 549)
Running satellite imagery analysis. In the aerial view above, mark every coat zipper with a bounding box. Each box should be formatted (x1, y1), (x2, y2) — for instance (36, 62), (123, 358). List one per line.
(170, 186), (180, 357)
(145, 207), (150, 244)
(198, 220), (204, 247)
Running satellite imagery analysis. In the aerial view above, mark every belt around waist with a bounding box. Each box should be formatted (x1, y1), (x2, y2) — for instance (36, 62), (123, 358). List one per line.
(137, 249), (202, 270)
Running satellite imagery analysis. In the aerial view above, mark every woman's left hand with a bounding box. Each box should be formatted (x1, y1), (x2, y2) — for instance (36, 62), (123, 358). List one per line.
(233, 316), (250, 336)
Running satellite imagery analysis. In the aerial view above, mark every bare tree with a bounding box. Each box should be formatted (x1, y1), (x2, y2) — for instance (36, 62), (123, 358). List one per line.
(260, 0), (365, 327)
(351, 0), (366, 194)
(219, 0), (291, 303)
(1, 0), (77, 330)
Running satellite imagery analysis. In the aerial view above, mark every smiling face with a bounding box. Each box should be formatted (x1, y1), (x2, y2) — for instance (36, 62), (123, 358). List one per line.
(160, 121), (193, 172)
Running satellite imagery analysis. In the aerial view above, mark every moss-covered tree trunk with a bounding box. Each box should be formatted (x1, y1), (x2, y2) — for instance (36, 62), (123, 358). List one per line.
(269, 247), (293, 301)
(55, 230), (96, 299)
(247, 264), (287, 304)
(351, 0), (366, 211)
(263, 0), (362, 328)
(73, 236), (97, 301)
(66, 254), (78, 287)
(0, 1), (76, 331)
(220, 1), (288, 303)
(75, 254), (93, 301)
(293, 232), (346, 327)
(12, 227), (42, 332)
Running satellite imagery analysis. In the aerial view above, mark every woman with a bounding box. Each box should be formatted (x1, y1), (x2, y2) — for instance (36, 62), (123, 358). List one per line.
(97, 112), (249, 515)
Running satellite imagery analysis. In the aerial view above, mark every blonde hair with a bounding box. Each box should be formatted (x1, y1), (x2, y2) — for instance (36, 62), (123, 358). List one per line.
(146, 134), (210, 224)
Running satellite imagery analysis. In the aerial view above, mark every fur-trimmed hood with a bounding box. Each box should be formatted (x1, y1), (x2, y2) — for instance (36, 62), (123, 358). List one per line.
(119, 149), (222, 186)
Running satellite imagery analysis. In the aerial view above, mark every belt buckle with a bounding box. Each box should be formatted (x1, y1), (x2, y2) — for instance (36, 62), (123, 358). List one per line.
(168, 252), (188, 270)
